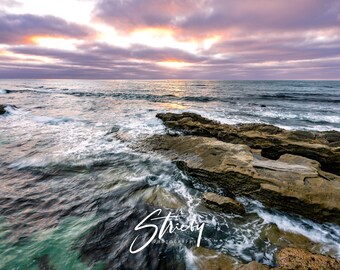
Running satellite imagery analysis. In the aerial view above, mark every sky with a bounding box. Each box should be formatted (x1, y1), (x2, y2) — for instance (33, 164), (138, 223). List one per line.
(0, 0), (339, 79)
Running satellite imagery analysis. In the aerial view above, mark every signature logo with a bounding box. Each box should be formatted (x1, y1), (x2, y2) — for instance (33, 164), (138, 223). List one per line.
(130, 209), (205, 254)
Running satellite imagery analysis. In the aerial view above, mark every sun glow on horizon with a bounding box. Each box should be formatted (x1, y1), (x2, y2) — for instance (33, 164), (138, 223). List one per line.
(157, 60), (193, 69)
(1, 0), (339, 79)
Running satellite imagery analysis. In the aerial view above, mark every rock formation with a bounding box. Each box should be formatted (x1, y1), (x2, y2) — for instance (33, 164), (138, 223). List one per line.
(156, 112), (340, 175)
(191, 247), (275, 269)
(202, 192), (245, 215)
(0, 105), (6, 115)
(276, 247), (340, 270)
(134, 186), (185, 209)
(142, 112), (340, 224)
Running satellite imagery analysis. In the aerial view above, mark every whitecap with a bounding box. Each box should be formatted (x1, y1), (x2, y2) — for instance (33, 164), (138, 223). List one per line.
(0, 105), (19, 115)
(184, 247), (199, 270)
(32, 115), (74, 125)
(241, 197), (340, 257)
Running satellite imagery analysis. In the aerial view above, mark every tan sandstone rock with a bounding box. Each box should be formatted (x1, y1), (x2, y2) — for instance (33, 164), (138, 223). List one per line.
(191, 247), (239, 270)
(236, 261), (271, 270)
(144, 135), (340, 223)
(275, 247), (340, 270)
(132, 186), (185, 209)
(259, 223), (324, 254)
(156, 112), (340, 176)
(191, 247), (274, 270)
(202, 192), (245, 215)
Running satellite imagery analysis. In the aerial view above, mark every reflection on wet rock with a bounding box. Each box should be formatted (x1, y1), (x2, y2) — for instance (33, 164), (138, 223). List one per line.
(190, 246), (238, 270)
(259, 223), (323, 254)
(202, 192), (245, 215)
(133, 186), (185, 209)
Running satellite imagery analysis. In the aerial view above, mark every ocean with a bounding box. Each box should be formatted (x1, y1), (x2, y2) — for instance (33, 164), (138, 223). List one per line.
(0, 80), (339, 269)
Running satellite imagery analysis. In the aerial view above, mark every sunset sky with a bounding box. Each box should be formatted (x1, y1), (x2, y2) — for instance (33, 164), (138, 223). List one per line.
(0, 0), (339, 79)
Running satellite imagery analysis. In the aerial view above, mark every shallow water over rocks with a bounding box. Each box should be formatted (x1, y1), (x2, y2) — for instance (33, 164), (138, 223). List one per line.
(0, 80), (339, 269)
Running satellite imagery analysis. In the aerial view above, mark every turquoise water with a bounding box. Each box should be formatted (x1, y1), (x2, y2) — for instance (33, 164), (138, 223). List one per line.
(0, 80), (339, 269)
(0, 216), (102, 270)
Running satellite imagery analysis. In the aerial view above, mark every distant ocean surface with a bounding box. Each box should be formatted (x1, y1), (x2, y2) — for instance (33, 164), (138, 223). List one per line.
(1, 80), (340, 132)
(0, 80), (339, 269)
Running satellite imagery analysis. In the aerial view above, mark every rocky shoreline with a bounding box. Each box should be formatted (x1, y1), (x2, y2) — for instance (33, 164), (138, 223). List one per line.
(192, 246), (340, 270)
(143, 112), (340, 224)
(156, 112), (340, 175)
(3, 104), (338, 269)
(140, 112), (340, 269)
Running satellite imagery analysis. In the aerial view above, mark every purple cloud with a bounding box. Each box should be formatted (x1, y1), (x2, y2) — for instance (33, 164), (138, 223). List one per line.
(93, 0), (340, 36)
(92, 0), (201, 31)
(0, 13), (93, 44)
(0, 0), (340, 79)
(2, 39), (339, 80)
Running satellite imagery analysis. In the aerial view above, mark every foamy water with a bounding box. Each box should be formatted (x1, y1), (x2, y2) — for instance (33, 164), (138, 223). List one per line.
(0, 79), (339, 269)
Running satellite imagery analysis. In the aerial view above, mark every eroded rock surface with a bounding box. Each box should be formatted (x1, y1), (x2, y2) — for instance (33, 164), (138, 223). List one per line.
(191, 246), (340, 270)
(156, 112), (340, 175)
(191, 247), (239, 270)
(236, 261), (272, 270)
(258, 224), (326, 255)
(275, 247), (340, 270)
(144, 135), (340, 223)
(133, 186), (185, 209)
(191, 247), (275, 270)
(202, 192), (245, 215)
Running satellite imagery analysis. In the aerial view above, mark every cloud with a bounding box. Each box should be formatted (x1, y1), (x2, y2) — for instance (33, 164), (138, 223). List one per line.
(1, 55), (339, 80)
(93, 0), (340, 38)
(1, 0), (340, 79)
(8, 42), (206, 67)
(2, 37), (340, 80)
(93, 0), (202, 31)
(0, 0), (21, 9)
(0, 13), (93, 44)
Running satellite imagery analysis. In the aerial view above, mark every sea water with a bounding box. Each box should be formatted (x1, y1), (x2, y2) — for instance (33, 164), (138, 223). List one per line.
(0, 80), (339, 269)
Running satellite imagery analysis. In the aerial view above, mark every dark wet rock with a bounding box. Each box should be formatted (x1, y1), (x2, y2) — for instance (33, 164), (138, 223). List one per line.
(156, 112), (340, 176)
(80, 206), (186, 270)
(143, 135), (340, 224)
(259, 224), (324, 255)
(202, 192), (245, 215)
(0, 105), (6, 115)
(322, 130), (340, 147)
(321, 130), (340, 144)
(38, 254), (55, 270)
(275, 247), (340, 270)
(107, 125), (120, 134)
